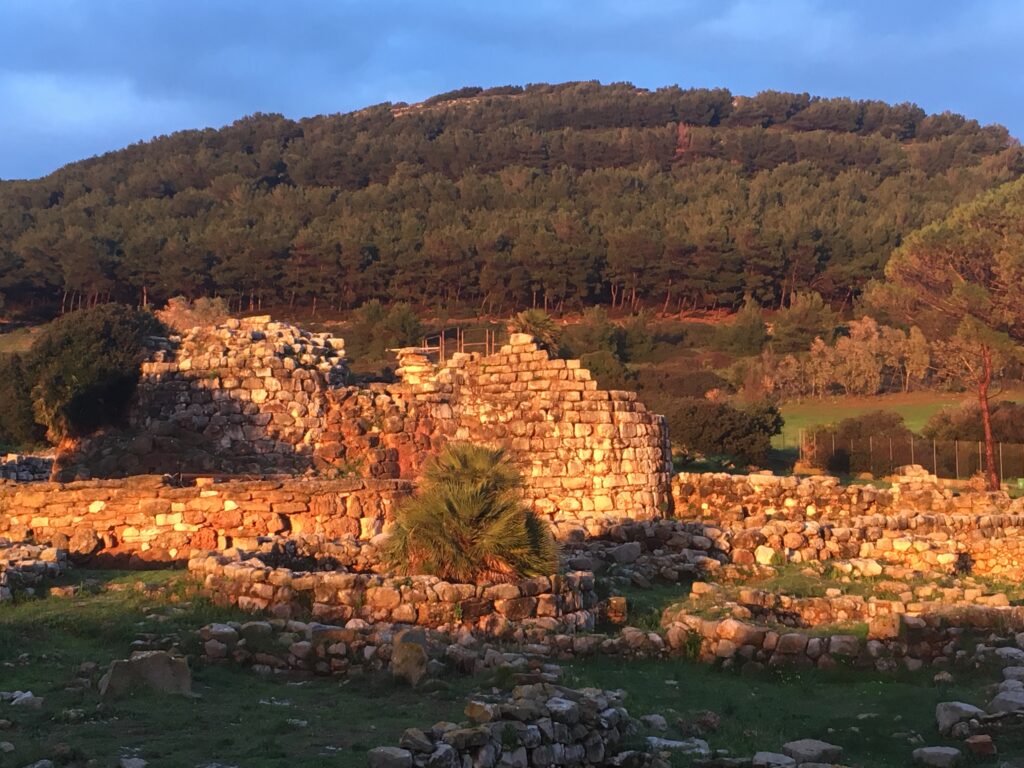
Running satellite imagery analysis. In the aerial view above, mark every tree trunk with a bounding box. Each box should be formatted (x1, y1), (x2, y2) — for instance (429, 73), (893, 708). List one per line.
(979, 345), (999, 491)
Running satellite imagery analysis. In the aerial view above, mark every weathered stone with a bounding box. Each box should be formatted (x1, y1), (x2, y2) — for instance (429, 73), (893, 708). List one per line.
(98, 651), (192, 699)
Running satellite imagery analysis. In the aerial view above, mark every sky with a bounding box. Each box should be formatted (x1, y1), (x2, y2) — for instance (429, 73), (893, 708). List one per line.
(2, 0), (1022, 180)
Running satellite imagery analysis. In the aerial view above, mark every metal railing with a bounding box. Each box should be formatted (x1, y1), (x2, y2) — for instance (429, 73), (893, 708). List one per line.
(421, 326), (505, 362)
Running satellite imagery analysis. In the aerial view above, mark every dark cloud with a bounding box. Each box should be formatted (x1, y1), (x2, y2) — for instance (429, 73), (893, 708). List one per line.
(1, 0), (1021, 179)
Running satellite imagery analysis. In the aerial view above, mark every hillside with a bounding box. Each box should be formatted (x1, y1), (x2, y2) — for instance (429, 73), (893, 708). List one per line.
(1, 81), (1021, 317)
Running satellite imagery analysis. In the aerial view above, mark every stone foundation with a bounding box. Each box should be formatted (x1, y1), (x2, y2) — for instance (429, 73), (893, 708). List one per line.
(367, 683), (663, 768)
(673, 471), (1024, 578)
(0, 476), (411, 564)
(0, 454), (52, 483)
(0, 540), (68, 601)
(188, 541), (597, 636)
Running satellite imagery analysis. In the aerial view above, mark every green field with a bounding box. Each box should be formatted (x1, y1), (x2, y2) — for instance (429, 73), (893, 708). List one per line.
(775, 390), (1024, 449)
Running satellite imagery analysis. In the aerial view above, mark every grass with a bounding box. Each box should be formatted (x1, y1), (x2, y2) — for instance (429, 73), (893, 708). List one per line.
(0, 324), (47, 354)
(776, 389), (1024, 449)
(1, 568), (1018, 767)
(562, 657), (1010, 767)
(0, 571), (478, 768)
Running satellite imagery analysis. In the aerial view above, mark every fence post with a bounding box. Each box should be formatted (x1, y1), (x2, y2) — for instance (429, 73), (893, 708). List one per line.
(932, 439), (937, 476)
(910, 436), (915, 465)
(1000, 442), (1004, 484)
(955, 440), (959, 479)
(979, 441), (983, 476)
(869, 436), (873, 474)
(889, 437), (893, 474)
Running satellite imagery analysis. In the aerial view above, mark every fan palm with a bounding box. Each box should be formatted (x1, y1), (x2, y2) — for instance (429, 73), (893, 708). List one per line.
(382, 443), (559, 583)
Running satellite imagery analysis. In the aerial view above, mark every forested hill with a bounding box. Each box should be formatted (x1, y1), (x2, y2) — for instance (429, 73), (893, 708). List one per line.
(1, 81), (1021, 316)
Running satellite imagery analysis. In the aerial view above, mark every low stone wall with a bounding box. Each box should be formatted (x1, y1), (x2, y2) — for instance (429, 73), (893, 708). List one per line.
(190, 548), (598, 638)
(0, 476), (411, 564)
(188, 546), (597, 637)
(661, 607), (1024, 672)
(367, 683), (661, 768)
(0, 540), (68, 601)
(0, 454), (52, 482)
(672, 471), (1024, 578)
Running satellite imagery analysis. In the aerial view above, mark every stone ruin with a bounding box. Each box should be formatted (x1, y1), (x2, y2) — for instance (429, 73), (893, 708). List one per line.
(52, 317), (674, 526)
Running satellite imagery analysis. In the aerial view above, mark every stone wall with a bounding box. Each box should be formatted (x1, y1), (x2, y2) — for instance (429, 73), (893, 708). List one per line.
(0, 454), (52, 482)
(661, 607), (1024, 672)
(189, 544), (597, 637)
(367, 684), (661, 768)
(0, 476), (410, 565)
(672, 470), (1024, 578)
(55, 316), (348, 479)
(51, 322), (673, 526)
(315, 336), (674, 523)
(0, 540), (67, 601)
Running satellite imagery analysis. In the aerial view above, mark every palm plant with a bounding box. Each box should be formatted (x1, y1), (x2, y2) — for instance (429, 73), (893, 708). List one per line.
(382, 443), (559, 583)
(509, 309), (561, 356)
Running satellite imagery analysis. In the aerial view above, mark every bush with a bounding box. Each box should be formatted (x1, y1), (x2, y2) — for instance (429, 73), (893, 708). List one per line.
(661, 398), (782, 464)
(349, 301), (425, 361)
(715, 298), (767, 355)
(28, 305), (163, 440)
(562, 306), (624, 360)
(637, 367), (731, 400)
(0, 353), (45, 449)
(923, 401), (1024, 443)
(805, 411), (914, 474)
(155, 296), (229, 332)
(509, 309), (561, 355)
(381, 443), (559, 583)
(770, 292), (838, 353)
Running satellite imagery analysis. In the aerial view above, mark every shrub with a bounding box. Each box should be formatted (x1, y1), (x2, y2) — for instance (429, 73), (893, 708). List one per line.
(637, 367), (731, 400)
(661, 398), (782, 464)
(715, 298), (768, 355)
(509, 309), (561, 355)
(0, 353), (45, 449)
(805, 411), (914, 474)
(155, 296), (229, 332)
(923, 401), (1024, 443)
(349, 301), (425, 361)
(770, 292), (838, 353)
(381, 444), (559, 583)
(562, 306), (624, 360)
(580, 350), (635, 390)
(27, 305), (163, 440)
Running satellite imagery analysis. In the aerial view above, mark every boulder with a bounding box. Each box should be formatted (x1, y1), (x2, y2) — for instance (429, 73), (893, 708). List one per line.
(609, 542), (642, 564)
(781, 738), (843, 763)
(752, 752), (795, 767)
(368, 746), (413, 768)
(986, 688), (1024, 714)
(98, 651), (192, 699)
(935, 702), (984, 734)
(912, 746), (961, 768)
(391, 628), (429, 687)
(644, 737), (710, 757)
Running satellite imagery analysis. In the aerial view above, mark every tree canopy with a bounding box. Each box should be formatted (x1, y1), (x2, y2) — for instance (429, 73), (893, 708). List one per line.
(1, 82), (1020, 318)
(866, 176), (1024, 487)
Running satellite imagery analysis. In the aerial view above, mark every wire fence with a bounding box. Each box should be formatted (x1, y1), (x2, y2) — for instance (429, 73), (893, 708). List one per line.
(800, 430), (1024, 484)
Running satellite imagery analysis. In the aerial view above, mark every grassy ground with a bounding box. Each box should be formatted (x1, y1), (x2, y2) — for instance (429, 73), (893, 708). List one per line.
(776, 389), (1024, 449)
(1, 571), (1016, 767)
(564, 657), (1008, 766)
(0, 324), (47, 354)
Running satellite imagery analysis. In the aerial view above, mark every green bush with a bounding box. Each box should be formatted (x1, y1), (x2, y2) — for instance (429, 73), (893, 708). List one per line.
(28, 305), (163, 440)
(770, 292), (838, 353)
(381, 443), (559, 583)
(0, 353), (45, 449)
(349, 301), (425, 361)
(923, 401), (1024, 443)
(662, 398), (782, 464)
(715, 298), (768, 355)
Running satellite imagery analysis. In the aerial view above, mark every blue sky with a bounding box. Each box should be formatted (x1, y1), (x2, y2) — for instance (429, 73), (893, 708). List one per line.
(2, 0), (1022, 180)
